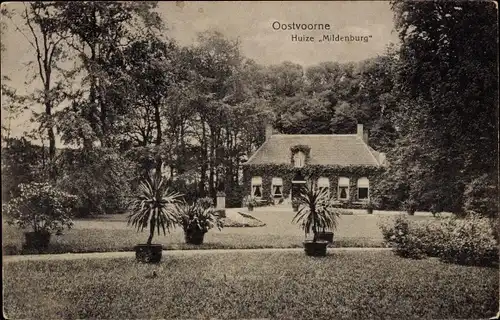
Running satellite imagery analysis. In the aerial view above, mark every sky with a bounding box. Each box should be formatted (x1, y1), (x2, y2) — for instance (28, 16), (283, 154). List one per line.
(0, 1), (398, 145)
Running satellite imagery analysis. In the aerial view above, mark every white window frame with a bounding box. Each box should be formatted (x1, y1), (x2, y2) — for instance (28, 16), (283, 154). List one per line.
(317, 177), (330, 197)
(293, 151), (306, 168)
(357, 177), (369, 201)
(271, 177), (283, 198)
(338, 177), (350, 200)
(251, 176), (263, 199)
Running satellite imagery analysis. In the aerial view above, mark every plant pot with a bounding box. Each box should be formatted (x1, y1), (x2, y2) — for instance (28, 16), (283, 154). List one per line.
(292, 205), (299, 212)
(317, 231), (334, 243)
(134, 244), (163, 263)
(185, 229), (206, 245)
(24, 231), (51, 250)
(248, 206), (254, 212)
(303, 240), (328, 257)
(366, 208), (373, 214)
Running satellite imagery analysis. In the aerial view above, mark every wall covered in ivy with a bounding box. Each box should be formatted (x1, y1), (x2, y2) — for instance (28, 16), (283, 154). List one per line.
(242, 164), (385, 205)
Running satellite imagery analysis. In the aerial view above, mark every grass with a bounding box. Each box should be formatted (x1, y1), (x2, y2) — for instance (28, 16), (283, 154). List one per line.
(3, 250), (498, 319)
(2, 210), (443, 255)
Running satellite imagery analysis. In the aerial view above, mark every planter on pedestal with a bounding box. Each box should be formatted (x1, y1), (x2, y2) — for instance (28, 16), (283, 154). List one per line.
(185, 229), (206, 245)
(303, 240), (329, 257)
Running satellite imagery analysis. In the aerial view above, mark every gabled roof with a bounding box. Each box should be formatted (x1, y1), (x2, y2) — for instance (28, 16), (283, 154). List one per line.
(243, 134), (384, 167)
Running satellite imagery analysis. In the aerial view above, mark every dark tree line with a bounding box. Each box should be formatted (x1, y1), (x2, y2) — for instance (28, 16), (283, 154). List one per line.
(2, 1), (497, 216)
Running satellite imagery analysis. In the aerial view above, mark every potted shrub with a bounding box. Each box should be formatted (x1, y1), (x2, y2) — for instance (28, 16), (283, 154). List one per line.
(292, 183), (340, 256)
(128, 173), (182, 263)
(3, 182), (78, 251)
(402, 199), (418, 216)
(362, 199), (378, 214)
(243, 195), (257, 211)
(175, 201), (223, 245)
(292, 198), (301, 212)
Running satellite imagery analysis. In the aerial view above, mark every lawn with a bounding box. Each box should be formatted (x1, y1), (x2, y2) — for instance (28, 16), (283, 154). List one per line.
(2, 208), (446, 255)
(3, 250), (498, 319)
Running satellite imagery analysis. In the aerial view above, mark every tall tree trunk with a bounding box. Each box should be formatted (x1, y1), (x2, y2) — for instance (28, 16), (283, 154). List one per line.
(199, 122), (207, 196)
(154, 103), (162, 177)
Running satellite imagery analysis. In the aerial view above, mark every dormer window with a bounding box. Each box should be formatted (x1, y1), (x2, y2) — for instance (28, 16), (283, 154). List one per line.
(293, 151), (306, 168)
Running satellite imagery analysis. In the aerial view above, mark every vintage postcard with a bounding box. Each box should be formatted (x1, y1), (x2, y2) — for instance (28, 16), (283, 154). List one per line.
(1, 1), (498, 319)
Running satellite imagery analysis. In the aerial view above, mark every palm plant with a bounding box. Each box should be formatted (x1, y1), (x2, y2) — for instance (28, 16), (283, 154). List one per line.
(175, 201), (223, 244)
(128, 173), (183, 245)
(292, 182), (340, 242)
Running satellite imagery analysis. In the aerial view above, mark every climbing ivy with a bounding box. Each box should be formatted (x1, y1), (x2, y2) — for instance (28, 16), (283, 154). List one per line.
(241, 164), (386, 205)
(290, 145), (311, 166)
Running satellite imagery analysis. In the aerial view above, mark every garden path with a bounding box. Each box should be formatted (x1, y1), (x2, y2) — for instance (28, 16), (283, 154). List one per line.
(3, 247), (391, 263)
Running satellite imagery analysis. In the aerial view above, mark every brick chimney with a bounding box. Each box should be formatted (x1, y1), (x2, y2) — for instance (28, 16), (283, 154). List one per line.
(356, 124), (363, 138)
(357, 124), (369, 144)
(265, 122), (273, 140)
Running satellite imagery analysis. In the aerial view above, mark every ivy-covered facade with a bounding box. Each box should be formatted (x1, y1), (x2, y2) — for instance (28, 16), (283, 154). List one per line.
(242, 124), (387, 206)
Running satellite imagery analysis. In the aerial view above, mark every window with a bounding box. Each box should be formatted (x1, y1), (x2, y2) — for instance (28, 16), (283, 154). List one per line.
(338, 177), (350, 200)
(317, 177), (330, 197)
(251, 176), (262, 198)
(272, 177), (283, 198)
(293, 151), (306, 168)
(357, 177), (369, 201)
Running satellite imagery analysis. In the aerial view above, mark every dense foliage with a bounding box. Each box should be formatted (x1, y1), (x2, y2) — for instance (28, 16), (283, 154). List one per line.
(379, 215), (498, 266)
(1, 1), (497, 220)
(3, 182), (78, 235)
(385, 1), (498, 215)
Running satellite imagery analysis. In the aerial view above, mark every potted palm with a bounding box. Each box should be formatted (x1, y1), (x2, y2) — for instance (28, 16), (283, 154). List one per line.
(3, 182), (77, 251)
(292, 183), (340, 256)
(128, 173), (182, 263)
(175, 200), (223, 245)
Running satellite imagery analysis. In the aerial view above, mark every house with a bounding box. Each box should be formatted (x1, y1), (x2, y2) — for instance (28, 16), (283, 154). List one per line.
(242, 123), (387, 206)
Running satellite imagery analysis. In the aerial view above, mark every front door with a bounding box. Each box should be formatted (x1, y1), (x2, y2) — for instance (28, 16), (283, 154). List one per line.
(291, 181), (306, 200)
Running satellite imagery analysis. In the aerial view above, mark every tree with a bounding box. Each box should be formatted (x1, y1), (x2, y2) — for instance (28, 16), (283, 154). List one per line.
(387, 1), (498, 214)
(52, 1), (163, 149)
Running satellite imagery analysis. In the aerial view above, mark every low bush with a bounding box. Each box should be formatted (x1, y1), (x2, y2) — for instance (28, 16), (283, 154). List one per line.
(55, 148), (134, 217)
(438, 216), (498, 266)
(3, 182), (78, 236)
(379, 214), (499, 266)
(379, 215), (426, 259)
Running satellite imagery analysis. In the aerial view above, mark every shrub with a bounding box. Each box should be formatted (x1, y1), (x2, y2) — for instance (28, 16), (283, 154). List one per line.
(438, 215), (498, 266)
(378, 215), (426, 259)
(3, 182), (78, 235)
(402, 199), (418, 215)
(379, 214), (499, 266)
(55, 148), (134, 217)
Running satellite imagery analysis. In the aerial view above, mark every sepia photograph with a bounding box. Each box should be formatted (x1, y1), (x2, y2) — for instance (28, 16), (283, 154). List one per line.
(1, 1), (498, 319)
